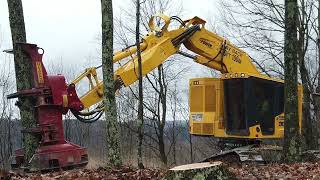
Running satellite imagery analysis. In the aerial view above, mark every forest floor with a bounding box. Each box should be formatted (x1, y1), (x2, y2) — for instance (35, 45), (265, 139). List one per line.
(2, 161), (320, 179)
(6, 167), (164, 180)
(229, 162), (320, 179)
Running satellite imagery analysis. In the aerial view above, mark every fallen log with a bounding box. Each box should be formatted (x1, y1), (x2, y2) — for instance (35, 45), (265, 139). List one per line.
(162, 161), (235, 180)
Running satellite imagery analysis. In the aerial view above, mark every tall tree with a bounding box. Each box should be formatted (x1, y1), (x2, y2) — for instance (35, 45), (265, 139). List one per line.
(170, 83), (178, 165)
(7, 0), (38, 163)
(155, 65), (168, 166)
(298, 0), (318, 150)
(101, 0), (122, 167)
(318, 0), (320, 92)
(282, 0), (302, 163)
(136, 0), (145, 169)
(316, 0), (320, 142)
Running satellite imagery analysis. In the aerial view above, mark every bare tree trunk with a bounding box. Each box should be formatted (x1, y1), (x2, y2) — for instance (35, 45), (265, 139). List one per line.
(298, 0), (317, 150)
(136, 0), (145, 169)
(158, 128), (167, 166)
(7, 117), (13, 167)
(172, 121), (176, 165)
(282, 0), (302, 163)
(171, 86), (178, 165)
(316, 0), (320, 146)
(189, 133), (194, 163)
(300, 56), (316, 150)
(317, 0), (320, 94)
(158, 65), (168, 167)
(101, 0), (122, 167)
(7, 0), (38, 163)
(300, 68), (317, 149)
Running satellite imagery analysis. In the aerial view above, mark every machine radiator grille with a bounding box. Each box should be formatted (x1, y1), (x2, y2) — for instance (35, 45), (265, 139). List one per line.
(202, 123), (214, 134)
(192, 123), (214, 134)
(193, 123), (202, 134)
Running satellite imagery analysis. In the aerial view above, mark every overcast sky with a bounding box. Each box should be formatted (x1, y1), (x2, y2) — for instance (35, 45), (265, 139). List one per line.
(0, 0), (217, 70)
(0, 0), (223, 120)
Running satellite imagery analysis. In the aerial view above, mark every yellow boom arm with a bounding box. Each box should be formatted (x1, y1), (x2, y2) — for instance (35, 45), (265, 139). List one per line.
(72, 14), (261, 110)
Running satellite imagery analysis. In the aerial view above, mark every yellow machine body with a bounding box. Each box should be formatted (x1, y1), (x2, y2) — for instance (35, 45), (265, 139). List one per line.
(70, 14), (303, 141)
(189, 73), (302, 139)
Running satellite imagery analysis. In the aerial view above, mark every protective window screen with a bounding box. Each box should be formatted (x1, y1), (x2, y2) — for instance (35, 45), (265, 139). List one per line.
(223, 77), (284, 136)
(248, 78), (284, 135)
(224, 79), (247, 135)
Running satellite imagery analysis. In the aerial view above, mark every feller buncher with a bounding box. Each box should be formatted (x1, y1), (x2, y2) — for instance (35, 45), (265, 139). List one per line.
(8, 14), (302, 171)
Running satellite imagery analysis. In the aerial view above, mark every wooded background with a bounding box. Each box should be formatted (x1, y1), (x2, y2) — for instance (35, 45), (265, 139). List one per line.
(1, 0), (320, 169)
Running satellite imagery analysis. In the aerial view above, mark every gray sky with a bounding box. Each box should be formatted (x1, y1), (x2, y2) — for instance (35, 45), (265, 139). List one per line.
(0, 0), (217, 70)
(0, 0), (221, 119)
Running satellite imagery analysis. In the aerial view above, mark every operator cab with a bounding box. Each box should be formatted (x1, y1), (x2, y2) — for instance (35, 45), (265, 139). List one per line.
(223, 76), (284, 136)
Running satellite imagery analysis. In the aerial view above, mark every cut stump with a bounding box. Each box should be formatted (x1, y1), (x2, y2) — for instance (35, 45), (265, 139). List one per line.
(163, 161), (235, 180)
